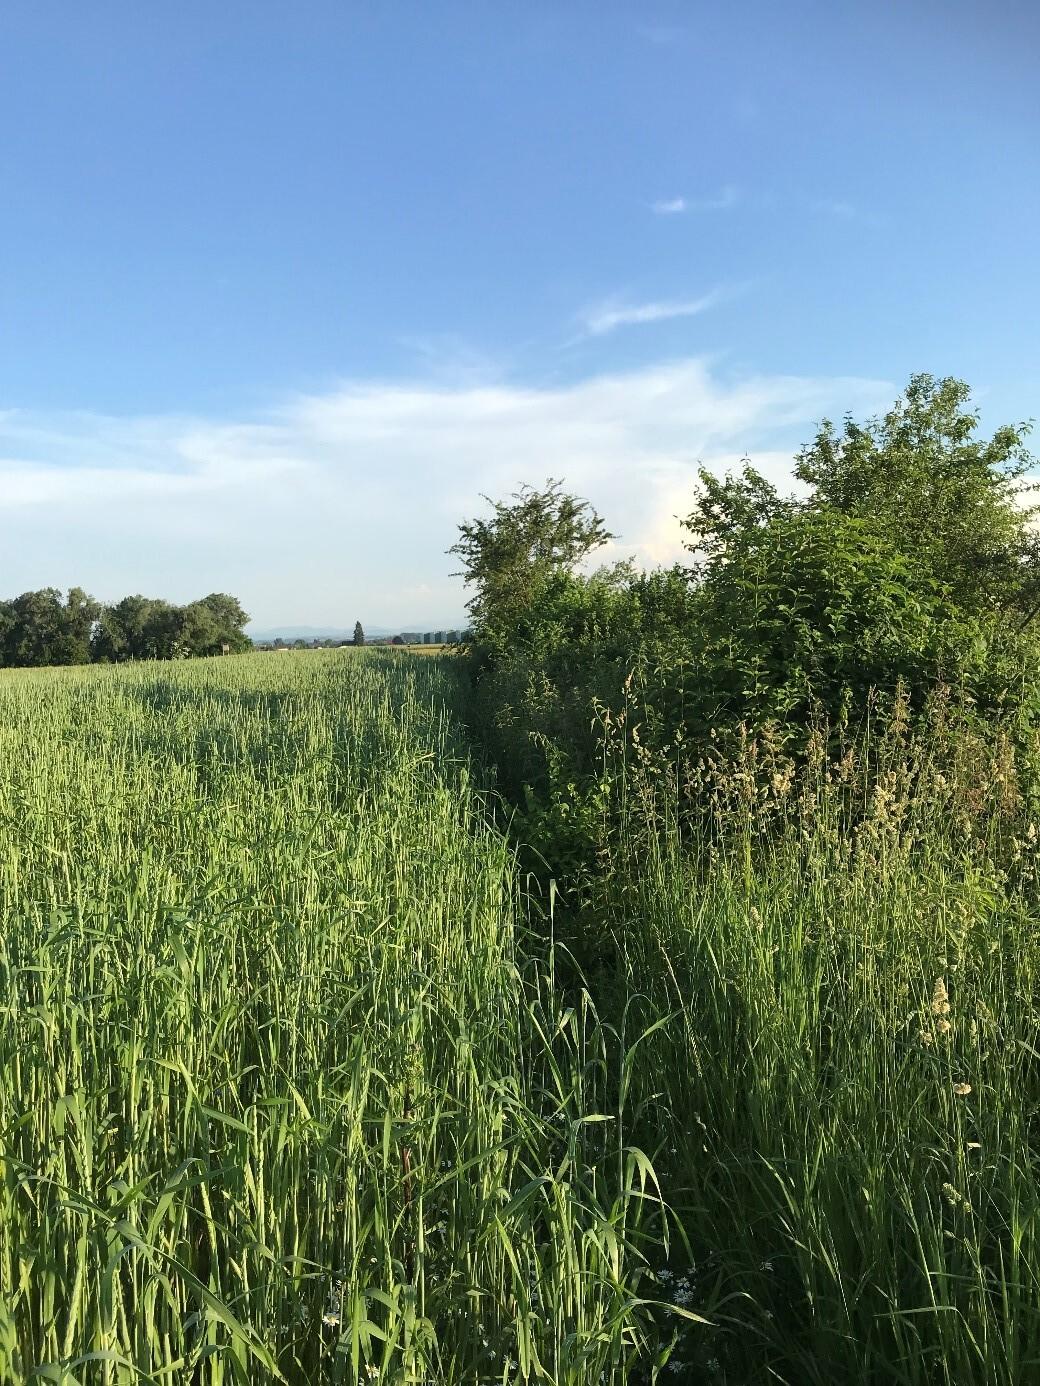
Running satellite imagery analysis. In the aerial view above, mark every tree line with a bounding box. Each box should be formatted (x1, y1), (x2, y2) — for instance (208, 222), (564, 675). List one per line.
(0, 589), (251, 668)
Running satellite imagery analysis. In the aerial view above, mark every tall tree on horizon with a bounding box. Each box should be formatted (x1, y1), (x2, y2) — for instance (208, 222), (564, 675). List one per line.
(354, 621), (365, 647)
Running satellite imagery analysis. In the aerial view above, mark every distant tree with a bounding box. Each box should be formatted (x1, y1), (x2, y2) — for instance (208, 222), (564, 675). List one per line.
(90, 610), (123, 663)
(92, 595), (147, 661)
(91, 595), (176, 661)
(62, 587), (101, 664)
(2, 589), (63, 667)
(194, 593), (251, 654)
(0, 588), (100, 667)
(91, 591), (250, 662)
(175, 602), (221, 658)
(140, 600), (182, 659)
(155, 593), (247, 660)
(391, 634), (404, 645)
(0, 601), (14, 661)
(354, 621), (365, 647)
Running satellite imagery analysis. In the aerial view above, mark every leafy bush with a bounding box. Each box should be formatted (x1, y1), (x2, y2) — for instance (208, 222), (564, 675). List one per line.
(454, 376), (1040, 878)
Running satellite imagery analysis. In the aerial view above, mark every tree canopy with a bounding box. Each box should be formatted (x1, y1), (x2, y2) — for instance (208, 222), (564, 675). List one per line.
(0, 588), (251, 669)
(450, 478), (614, 654)
(677, 374), (1039, 723)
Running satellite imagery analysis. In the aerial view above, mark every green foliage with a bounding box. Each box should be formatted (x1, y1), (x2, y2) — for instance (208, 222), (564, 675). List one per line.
(0, 652), (672, 1383)
(792, 373), (1037, 614)
(450, 379), (1040, 1382)
(450, 479), (614, 657)
(591, 714), (1040, 1384)
(0, 588), (251, 667)
(96, 590), (251, 661)
(686, 376), (1038, 623)
(694, 507), (989, 726)
(455, 379), (1040, 873)
(674, 375), (1040, 732)
(0, 587), (101, 668)
(193, 591), (252, 654)
(354, 620), (365, 647)
(3, 371), (1037, 1381)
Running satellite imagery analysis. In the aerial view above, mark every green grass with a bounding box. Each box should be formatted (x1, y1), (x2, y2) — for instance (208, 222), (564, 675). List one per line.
(577, 723), (1040, 1384)
(0, 652), (670, 1384)
(1, 652), (1037, 1383)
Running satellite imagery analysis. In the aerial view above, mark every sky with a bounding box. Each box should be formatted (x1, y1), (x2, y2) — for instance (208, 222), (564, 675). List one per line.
(0, 0), (1037, 629)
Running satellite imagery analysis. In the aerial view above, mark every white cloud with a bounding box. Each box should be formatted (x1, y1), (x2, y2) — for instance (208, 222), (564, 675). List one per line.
(577, 289), (727, 338)
(0, 360), (892, 626)
(651, 186), (739, 216)
(652, 197), (687, 215)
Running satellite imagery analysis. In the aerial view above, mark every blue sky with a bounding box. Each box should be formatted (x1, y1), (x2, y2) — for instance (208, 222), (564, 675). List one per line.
(1, 1), (1037, 627)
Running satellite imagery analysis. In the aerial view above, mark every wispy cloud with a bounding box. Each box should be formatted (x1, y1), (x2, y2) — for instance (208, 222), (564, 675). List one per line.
(0, 361), (892, 626)
(651, 197), (687, 215)
(577, 289), (727, 338)
(651, 186), (740, 216)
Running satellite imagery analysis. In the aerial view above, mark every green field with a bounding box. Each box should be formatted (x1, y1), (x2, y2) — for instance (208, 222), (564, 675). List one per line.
(0, 649), (1037, 1383)
(0, 651), (665, 1384)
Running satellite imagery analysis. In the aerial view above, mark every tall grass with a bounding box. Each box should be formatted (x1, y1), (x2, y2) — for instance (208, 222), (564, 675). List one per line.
(0, 652), (673, 1384)
(6, 648), (1035, 1383)
(578, 699), (1040, 1383)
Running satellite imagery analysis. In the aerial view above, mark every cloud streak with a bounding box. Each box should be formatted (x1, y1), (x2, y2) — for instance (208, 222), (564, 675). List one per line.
(577, 289), (727, 338)
(651, 186), (739, 215)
